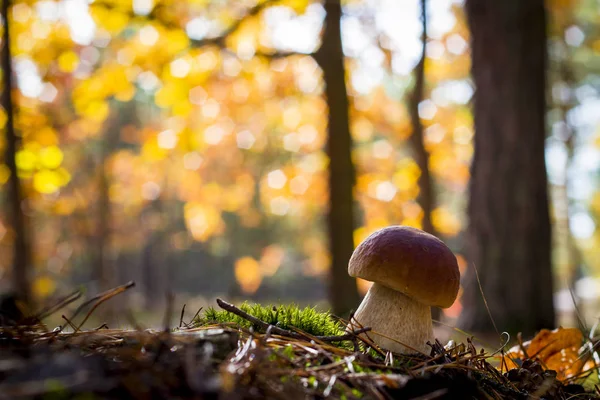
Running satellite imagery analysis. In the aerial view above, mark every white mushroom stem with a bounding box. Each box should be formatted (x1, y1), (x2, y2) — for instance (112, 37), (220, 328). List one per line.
(350, 283), (433, 354)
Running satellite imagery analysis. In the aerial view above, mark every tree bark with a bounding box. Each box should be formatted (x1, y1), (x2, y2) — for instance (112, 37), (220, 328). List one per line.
(409, 0), (436, 237)
(2, 0), (32, 307)
(458, 0), (555, 336)
(315, 0), (361, 316)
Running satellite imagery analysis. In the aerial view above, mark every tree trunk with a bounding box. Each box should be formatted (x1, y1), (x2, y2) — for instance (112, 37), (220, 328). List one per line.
(408, 0), (442, 321)
(2, 0), (32, 307)
(458, 0), (554, 336)
(409, 0), (436, 237)
(95, 116), (119, 322)
(315, 0), (360, 316)
(141, 198), (167, 311)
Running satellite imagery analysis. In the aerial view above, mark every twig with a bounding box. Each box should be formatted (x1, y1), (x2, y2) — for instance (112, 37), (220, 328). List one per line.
(179, 303), (186, 328)
(216, 298), (306, 340)
(61, 315), (77, 331)
(36, 290), (82, 321)
(517, 332), (529, 359)
(74, 281), (136, 333)
(347, 316), (387, 358)
(63, 281), (135, 331)
(188, 307), (203, 327)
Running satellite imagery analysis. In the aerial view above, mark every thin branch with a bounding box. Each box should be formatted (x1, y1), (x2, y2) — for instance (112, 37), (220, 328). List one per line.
(91, 0), (282, 49)
(190, 0), (282, 48)
(74, 281), (136, 332)
(60, 281), (135, 331)
(254, 50), (315, 60)
(35, 290), (82, 321)
(216, 298), (307, 340)
(61, 314), (77, 331)
(92, 0), (313, 65)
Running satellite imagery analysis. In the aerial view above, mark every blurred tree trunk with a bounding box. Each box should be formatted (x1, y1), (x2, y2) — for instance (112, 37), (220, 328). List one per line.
(409, 0), (436, 238)
(141, 193), (169, 310)
(458, 0), (554, 336)
(2, 0), (32, 307)
(408, 0), (441, 321)
(95, 115), (119, 322)
(315, 0), (360, 316)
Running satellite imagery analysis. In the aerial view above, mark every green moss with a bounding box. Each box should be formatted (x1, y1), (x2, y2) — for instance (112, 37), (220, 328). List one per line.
(194, 302), (345, 338)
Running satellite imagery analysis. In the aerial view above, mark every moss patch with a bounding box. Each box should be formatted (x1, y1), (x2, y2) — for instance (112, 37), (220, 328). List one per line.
(194, 302), (345, 338)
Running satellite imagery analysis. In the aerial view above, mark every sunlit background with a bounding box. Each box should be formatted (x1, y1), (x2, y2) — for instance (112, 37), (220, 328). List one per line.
(0, 0), (598, 326)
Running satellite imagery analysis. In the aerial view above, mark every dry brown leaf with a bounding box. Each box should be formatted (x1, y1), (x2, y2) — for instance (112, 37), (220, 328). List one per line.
(501, 327), (584, 381)
(527, 327), (583, 360)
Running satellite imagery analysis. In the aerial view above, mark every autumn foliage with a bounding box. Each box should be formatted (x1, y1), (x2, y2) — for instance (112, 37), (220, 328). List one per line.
(0, 0), (474, 304)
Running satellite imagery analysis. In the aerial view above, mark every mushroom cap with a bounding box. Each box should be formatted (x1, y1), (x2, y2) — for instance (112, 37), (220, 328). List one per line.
(348, 226), (460, 308)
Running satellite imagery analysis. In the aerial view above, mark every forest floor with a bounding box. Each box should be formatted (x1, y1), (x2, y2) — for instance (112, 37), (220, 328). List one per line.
(1, 284), (599, 399)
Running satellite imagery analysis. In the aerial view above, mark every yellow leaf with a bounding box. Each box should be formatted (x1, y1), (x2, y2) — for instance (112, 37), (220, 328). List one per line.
(154, 82), (188, 108)
(284, 0), (311, 14)
(57, 51), (79, 73)
(91, 7), (130, 35)
(172, 100), (193, 116)
(114, 84), (136, 102)
(392, 159), (421, 191)
(83, 100), (110, 122)
(55, 168), (71, 186)
(39, 146), (63, 169)
(33, 170), (62, 194)
(164, 29), (190, 55)
(15, 149), (36, 171)
(141, 137), (168, 161)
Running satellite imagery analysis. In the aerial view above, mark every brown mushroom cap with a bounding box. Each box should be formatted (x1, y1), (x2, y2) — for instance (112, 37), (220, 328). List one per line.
(348, 226), (460, 308)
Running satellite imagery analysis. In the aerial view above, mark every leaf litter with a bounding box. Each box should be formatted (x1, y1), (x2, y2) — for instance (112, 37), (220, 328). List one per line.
(0, 283), (598, 399)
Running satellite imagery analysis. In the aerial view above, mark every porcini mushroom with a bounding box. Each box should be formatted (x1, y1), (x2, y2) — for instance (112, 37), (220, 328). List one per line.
(348, 226), (460, 354)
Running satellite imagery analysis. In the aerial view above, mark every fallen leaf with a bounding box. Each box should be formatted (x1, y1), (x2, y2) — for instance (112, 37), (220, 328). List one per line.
(502, 327), (585, 381)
